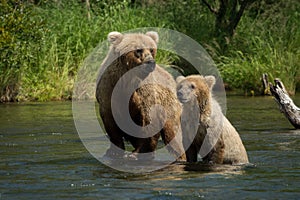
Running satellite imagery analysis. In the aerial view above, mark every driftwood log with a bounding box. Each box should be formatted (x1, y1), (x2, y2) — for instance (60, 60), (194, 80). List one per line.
(268, 77), (300, 129)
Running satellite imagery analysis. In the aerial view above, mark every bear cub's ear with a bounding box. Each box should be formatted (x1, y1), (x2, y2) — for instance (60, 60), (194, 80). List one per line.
(205, 75), (216, 90)
(176, 76), (185, 83)
(108, 31), (123, 45)
(146, 31), (159, 44)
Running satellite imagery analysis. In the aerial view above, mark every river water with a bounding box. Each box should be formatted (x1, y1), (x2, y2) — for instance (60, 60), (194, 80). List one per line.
(1, 95), (299, 199)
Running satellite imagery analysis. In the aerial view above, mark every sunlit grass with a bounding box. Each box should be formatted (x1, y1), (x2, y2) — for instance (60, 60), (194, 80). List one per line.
(218, 6), (300, 95)
(1, 0), (299, 101)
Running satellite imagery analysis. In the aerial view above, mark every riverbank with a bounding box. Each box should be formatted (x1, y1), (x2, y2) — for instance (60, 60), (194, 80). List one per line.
(1, 0), (299, 102)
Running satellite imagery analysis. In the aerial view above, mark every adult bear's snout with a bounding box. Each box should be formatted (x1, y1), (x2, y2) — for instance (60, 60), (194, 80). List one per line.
(145, 60), (156, 72)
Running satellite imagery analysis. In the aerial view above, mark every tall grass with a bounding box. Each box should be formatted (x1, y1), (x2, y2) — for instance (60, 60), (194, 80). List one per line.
(1, 0), (174, 101)
(1, 0), (299, 101)
(218, 1), (300, 95)
(0, 0), (45, 101)
(152, 0), (300, 95)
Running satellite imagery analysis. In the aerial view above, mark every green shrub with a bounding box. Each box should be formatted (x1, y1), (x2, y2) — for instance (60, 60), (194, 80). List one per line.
(1, 0), (299, 101)
(219, 1), (300, 95)
(1, 0), (176, 101)
(0, 0), (45, 101)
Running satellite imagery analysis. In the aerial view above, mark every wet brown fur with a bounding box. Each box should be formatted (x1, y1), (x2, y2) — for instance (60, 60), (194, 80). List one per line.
(96, 32), (186, 160)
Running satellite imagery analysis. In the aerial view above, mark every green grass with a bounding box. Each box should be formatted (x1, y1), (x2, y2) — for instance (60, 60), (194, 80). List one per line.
(1, 0), (299, 101)
(1, 0), (174, 101)
(219, 2), (300, 95)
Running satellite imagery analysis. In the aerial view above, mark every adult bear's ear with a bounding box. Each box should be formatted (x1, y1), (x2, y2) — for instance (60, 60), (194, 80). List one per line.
(176, 76), (185, 83)
(108, 31), (123, 45)
(205, 75), (216, 90)
(146, 31), (159, 44)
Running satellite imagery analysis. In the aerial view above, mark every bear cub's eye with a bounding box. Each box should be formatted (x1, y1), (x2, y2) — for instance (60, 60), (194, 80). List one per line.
(190, 83), (196, 89)
(150, 48), (154, 54)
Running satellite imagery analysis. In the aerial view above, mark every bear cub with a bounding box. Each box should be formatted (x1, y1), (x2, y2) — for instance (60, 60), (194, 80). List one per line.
(176, 75), (249, 164)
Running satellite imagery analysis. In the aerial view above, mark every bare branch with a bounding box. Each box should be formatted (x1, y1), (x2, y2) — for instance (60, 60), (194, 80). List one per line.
(229, 0), (254, 35)
(229, 0), (238, 23)
(86, 0), (91, 20)
(232, 0), (249, 29)
(201, 0), (218, 15)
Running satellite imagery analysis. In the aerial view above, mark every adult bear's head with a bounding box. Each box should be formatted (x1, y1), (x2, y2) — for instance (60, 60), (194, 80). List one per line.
(107, 31), (158, 73)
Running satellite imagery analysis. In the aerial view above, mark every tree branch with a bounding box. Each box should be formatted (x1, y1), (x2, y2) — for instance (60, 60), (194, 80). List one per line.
(233, 0), (246, 28)
(86, 0), (91, 20)
(229, 0), (238, 23)
(201, 0), (218, 15)
(226, 0), (253, 36)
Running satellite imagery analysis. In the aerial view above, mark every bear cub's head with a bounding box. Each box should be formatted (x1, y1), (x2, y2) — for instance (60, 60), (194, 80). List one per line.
(176, 75), (216, 126)
(108, 31), (159, 72)
(176, 75), (215, 104)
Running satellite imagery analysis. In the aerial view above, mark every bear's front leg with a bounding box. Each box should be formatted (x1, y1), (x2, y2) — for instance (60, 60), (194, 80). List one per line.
(161, 120), (186, 161)
(103, 124), (126, 159)
(185, 144), (199, 162)
(202, 137), (225, 164)
(104, 137), (125, 159)
(126, 134), (160, 161)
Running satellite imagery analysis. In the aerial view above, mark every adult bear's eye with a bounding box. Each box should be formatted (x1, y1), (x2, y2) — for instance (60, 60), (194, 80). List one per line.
(150, 48), (154, 53)
(190, 83), (195, 89)
(135, 49), (143, 57)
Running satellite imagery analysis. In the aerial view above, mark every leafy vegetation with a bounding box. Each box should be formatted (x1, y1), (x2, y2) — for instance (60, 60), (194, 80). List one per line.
(0, 0), (299, 101)
(219, 0), (300, 95)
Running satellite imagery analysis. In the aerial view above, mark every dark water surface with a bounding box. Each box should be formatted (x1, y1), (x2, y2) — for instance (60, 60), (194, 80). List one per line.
(1, 95), (300, 199)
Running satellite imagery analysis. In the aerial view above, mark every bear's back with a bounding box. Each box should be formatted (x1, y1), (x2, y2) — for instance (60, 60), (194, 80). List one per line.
(210, 98), (249, 164)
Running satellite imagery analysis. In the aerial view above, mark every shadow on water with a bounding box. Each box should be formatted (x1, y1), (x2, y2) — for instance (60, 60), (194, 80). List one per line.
(94, 155), (256, 176)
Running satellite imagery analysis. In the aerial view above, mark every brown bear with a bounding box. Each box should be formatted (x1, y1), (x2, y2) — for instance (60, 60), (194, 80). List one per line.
(176, 75), (249, 164)
(96, 31), (186, 161)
